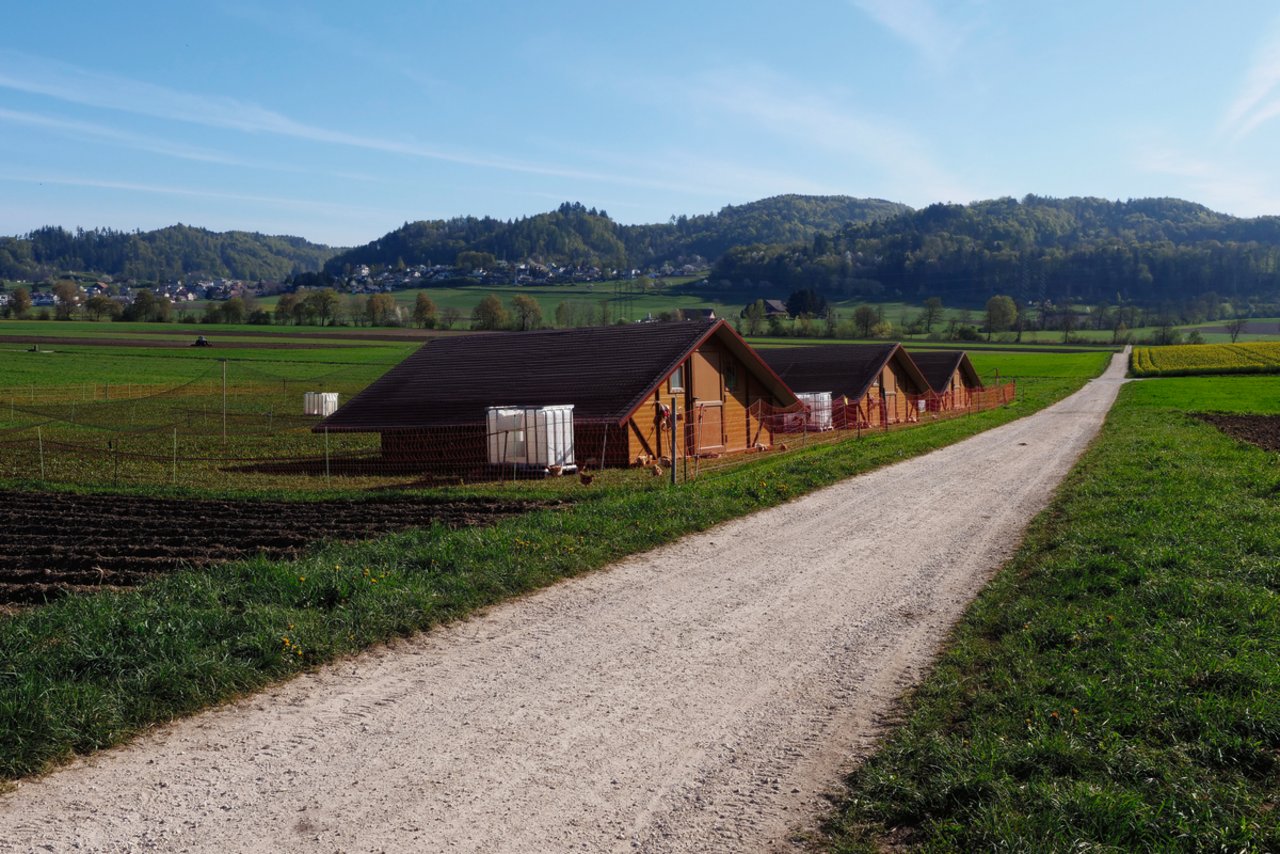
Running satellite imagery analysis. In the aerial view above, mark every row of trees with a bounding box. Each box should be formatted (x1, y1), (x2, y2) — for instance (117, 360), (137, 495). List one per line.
(5, 281), (1266, 344)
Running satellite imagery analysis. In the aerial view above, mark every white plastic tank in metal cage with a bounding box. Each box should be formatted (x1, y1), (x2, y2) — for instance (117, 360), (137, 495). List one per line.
(304, 392), (339, 417)
(485, 404), (576, 470)
(789, 391), (834, 432)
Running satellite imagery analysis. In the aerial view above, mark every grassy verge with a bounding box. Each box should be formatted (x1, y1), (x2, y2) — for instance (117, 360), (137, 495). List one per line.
(821, 375), (1280, 851)
(0, 362), (1109, 781)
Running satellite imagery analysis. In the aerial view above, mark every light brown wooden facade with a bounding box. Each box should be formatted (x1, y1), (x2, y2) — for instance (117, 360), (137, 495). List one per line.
(623, 335), (786, 463)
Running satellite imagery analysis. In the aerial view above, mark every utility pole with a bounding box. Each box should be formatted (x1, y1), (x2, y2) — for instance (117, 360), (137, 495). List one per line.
(670, 396), (678, 486)
(221, 359), (227, 442)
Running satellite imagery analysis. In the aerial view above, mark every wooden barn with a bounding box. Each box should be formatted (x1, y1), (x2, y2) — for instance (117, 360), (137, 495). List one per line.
(315, 319), (797, 472)
(759, 343), (932, 428)
(908, 350), (983, 411)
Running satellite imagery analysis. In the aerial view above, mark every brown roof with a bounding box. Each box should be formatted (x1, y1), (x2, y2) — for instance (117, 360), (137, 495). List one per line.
(906, 350), (983, 393)
(316, 319), (795, 432)
(758, 343), (930, 400)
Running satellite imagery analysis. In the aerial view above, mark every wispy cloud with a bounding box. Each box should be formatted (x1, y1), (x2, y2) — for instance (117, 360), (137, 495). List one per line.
(0, 51), (692, 193)
(0, 107), (257, 167)
(684, 69), (975, 204)
(1221, 18), (1280, 140)
(0, 172), (392, 218)
(848, 0), (970, 67)
(1136, 145), (1280, 217)
(539, 134), (830, 204)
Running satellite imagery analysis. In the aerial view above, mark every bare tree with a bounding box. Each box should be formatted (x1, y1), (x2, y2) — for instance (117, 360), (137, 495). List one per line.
(921, 297), (943, 332)
(439, 306), (463, 329)
(1225, 314), (1248, 343)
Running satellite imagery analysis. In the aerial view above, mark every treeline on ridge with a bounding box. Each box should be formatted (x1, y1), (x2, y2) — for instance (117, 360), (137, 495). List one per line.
(0, 225), (336, 283)
(321, 196), (910, 275)
(11, 194), (1280, 312)
(710, 195), (1280, 307)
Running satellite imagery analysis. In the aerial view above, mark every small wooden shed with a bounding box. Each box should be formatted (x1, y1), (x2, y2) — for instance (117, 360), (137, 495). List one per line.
(759, 343), (932, 428)
(907, 350), (983, 411)
(315, 319), (797, 471)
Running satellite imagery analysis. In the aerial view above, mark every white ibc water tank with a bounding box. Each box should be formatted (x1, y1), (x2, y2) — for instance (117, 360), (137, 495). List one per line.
(486, 405), (575, 467)
(797, 391), (834, 431)
(304, 391), (339, 417)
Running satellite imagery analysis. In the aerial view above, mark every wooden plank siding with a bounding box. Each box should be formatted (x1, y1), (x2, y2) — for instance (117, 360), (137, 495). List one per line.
(624, 339), (781, 463)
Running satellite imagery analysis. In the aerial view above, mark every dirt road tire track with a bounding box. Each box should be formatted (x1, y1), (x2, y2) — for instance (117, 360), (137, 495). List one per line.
(0, 352), (1130, 853)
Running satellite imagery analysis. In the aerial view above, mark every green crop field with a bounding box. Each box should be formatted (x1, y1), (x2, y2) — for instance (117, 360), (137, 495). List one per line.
(822, 374), (1280, 851)
(0, 344), (412, 391)
(968, 350), (1117, 381)
(1131, 340), (1280, 376)
(0, 320), (415, 387)
(0, 325), (418, 495)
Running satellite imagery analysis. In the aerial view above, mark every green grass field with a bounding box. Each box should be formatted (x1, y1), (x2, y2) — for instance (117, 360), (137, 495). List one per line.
(0, 322), (413, 388)
(821, 374), (1280, 851)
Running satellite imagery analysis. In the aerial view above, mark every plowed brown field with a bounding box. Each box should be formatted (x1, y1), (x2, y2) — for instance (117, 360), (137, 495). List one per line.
(1197, 413), (1280, 453)
(0, 491), (540, 605)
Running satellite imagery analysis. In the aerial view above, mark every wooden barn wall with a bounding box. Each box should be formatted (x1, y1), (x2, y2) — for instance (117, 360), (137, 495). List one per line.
(888, 356), (929, 423)
(720, 344), (774, 452)
(951, 368), (973, 408)
(621, 339), (782, 464)
(627, 388), (676, 464)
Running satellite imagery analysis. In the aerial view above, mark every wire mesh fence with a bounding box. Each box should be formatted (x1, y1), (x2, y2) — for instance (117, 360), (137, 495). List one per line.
(0, 365), (1015, 493)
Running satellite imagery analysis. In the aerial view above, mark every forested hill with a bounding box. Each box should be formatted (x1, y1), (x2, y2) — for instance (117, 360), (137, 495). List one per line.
(626, 194), (911, 263)
(14, 195), (1280, 308)
(710, 196), (1280, 306)
(322, 195), (909, 275)
(0, 225), (337, 282)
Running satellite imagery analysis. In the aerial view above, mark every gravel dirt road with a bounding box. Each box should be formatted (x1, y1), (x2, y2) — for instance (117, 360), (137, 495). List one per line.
(0, 352), (1129, 853)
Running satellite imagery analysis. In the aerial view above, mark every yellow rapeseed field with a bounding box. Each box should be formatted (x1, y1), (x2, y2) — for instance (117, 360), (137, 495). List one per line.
(1131, 341), (1280, 376)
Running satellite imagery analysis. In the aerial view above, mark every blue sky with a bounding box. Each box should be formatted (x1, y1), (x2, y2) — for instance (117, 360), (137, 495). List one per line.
(3, 1), (1280, 246)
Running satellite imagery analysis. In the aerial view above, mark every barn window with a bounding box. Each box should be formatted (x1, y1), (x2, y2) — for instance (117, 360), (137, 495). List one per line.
(723, 362), (738, 391)
(670, 364), (684, 391)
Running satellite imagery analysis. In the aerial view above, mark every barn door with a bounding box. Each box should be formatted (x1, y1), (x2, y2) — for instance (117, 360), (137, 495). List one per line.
(690, 350), (725, 453)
